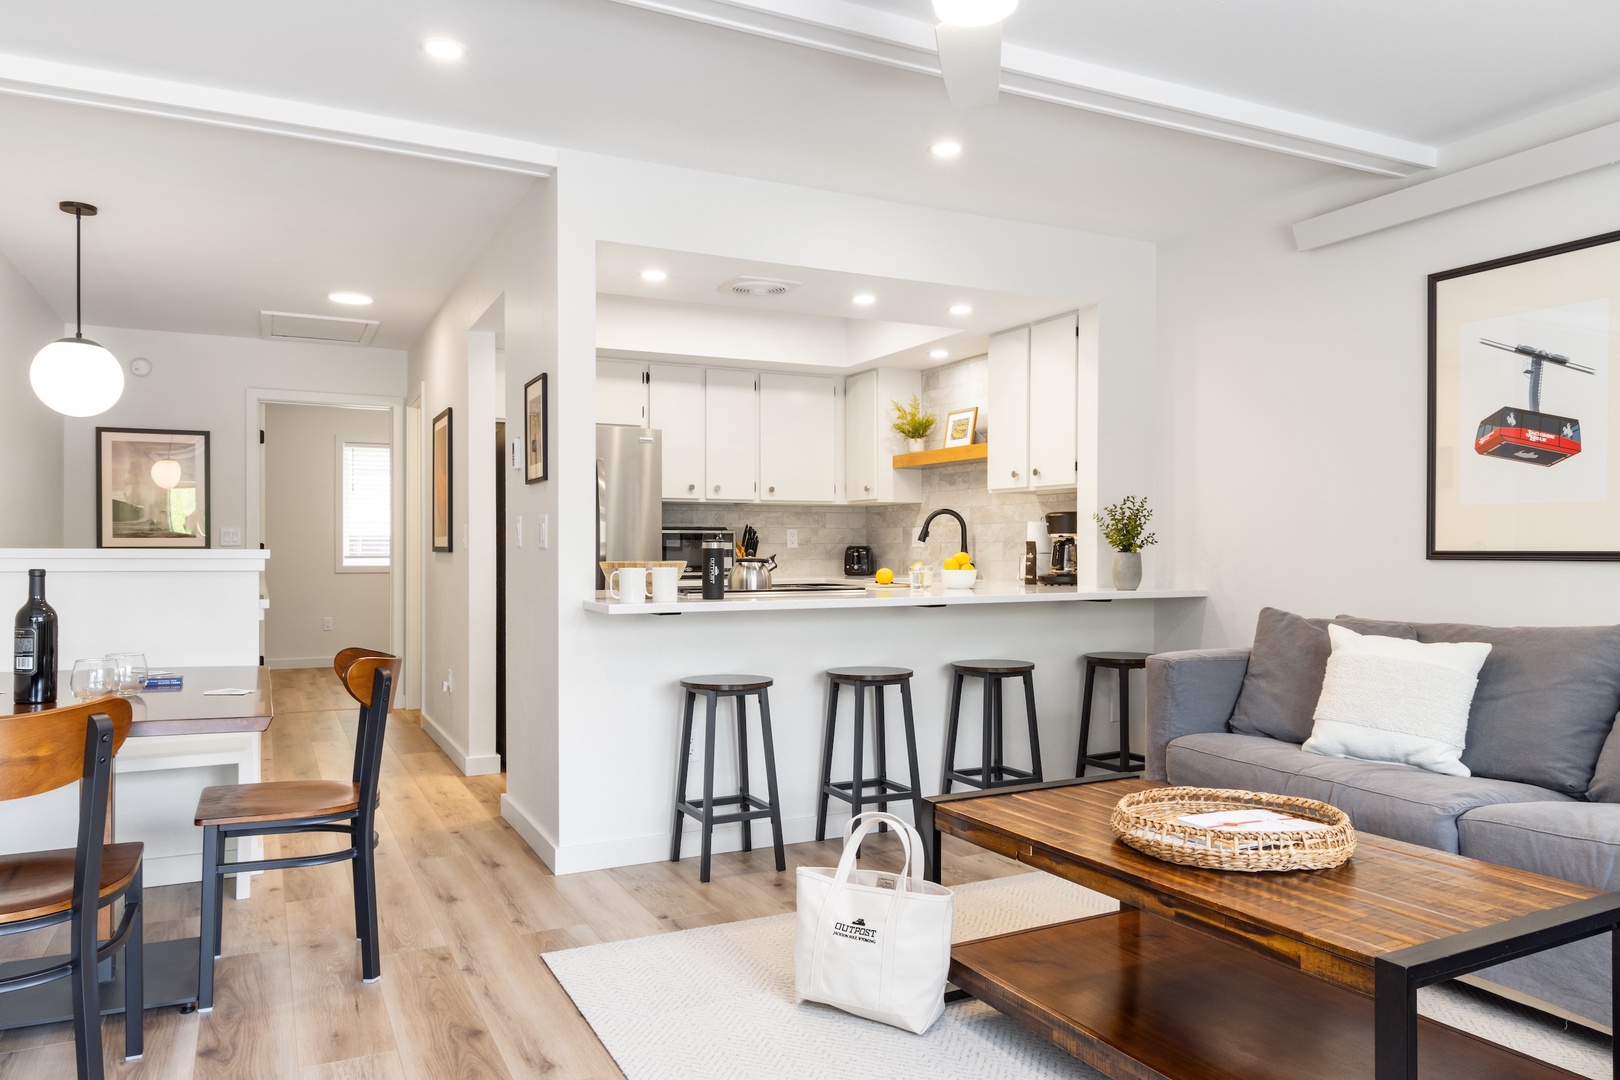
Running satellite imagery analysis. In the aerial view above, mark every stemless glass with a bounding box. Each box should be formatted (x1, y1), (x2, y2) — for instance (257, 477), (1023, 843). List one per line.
(71, 657), (118, 702)
(107, 652), (150, 696)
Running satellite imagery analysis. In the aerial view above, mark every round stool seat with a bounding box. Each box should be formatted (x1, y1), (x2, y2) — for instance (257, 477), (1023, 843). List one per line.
(680, 674), (774, 692)
(951, 658), (1035, 675)
(825, 665), (913, 683)
(1082, 652), (1150, 668)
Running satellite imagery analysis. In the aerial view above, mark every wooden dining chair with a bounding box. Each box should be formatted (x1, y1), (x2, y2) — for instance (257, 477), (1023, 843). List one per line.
(0, 696), (144, 1080)
(194, 652), (398, 1012)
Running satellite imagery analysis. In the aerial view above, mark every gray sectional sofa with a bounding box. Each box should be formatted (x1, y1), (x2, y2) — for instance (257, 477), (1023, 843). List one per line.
(1144, 608), (1620, 1027)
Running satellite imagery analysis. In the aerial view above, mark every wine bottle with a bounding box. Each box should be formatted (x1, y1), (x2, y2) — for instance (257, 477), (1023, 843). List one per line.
(13, 568), (58, 704)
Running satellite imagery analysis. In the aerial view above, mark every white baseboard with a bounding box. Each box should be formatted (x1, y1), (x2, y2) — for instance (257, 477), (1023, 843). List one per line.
(545, 811), (850, 876)
(419, 708), (502, 777)
(266, 656), (329, 670)
(500, 790), (559, 869)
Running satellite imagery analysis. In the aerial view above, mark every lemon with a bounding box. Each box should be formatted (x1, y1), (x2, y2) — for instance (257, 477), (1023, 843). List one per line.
(874, 567), (895, 585)
(962, 563), (974, 571)
(955, 551), (972, 565)
(910, 561), (924, 571)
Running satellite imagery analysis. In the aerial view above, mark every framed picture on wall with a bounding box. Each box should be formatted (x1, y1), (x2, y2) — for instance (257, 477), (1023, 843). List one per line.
(1429, 229), (1620, 560)
(524, 372), (548, 483)
(942, 406), (979, 448)
(432, 407), (453, 552)
(96, 427), (211, 548)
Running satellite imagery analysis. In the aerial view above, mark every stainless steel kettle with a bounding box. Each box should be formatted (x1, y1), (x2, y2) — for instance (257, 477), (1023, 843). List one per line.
(729, 554), (777, 591)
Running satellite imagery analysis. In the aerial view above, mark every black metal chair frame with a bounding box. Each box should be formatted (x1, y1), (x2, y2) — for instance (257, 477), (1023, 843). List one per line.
(1076, 653), (1149, 776)
(941, 664), (1044, 793)
(0, 710), (143, 1080)
(816, 669), (925, 840)
(196, 666), (393, 1012)
(671, 680), (786, 884)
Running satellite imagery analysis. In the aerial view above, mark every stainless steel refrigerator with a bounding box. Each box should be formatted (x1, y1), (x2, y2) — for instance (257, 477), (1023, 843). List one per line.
(596, 424), (663, 589)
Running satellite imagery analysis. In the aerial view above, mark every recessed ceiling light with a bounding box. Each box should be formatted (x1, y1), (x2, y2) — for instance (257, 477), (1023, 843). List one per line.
(930, 140), (963, 159)
(423, 37), (465, 61)
(329, 291), (373, 306)
(933, 0), (1018, 29)
(929, 349), (949, 360)
(641, 269), (668, 283)
(852, 293), (877, 306)
(949, 303), (973, 315)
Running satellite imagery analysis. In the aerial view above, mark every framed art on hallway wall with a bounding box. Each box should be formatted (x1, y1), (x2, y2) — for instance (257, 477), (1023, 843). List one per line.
(1428, 229), (1620, 560)
(524, 372), (548, 483)
(96, 427), (211, 548)
(432, 407), (453, 552)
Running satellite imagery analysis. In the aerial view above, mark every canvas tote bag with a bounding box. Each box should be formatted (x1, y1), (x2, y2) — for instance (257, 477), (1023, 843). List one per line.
(794, 812), (954, 1034)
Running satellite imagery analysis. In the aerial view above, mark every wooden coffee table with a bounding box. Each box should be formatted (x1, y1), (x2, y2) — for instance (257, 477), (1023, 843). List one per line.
(927, 777), (1620, 1080)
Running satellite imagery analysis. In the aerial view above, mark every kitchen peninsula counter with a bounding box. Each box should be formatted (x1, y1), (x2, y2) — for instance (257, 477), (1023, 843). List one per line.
(584, 581), (1206, 615)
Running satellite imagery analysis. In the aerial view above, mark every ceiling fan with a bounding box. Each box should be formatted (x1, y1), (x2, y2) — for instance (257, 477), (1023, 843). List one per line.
(933, 0), (1017, 108)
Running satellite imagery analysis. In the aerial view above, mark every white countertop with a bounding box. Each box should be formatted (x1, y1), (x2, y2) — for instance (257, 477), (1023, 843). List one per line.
(584, 579), (1206, 615)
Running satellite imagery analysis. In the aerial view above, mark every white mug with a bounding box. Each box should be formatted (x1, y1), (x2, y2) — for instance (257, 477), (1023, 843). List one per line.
(609, 567), (647, 603)
(648, 566), (680, 603)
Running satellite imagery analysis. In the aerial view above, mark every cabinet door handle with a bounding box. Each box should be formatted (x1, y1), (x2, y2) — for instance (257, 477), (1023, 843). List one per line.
(863, 485), (871, 493)
(687, 484), (696, 492)
(768, 485), (776, 494)
(714, 484), (721, 494)
(1011, 470), (1019, 479)
(1032, 467), (1041, 478)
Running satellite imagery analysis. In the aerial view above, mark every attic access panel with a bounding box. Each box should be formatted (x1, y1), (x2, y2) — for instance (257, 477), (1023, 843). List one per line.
(1428, 230), (1620, 560)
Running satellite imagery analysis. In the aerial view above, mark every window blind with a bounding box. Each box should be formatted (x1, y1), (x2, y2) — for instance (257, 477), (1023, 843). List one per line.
(342, 443), (391, 567)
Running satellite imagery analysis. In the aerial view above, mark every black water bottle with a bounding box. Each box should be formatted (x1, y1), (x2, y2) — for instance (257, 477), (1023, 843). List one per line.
(701, 538), (727, 600)
(14, 568), (58, 704)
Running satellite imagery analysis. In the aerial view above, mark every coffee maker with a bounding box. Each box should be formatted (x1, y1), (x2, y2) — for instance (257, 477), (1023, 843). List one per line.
(1040, 511), (1078, 585)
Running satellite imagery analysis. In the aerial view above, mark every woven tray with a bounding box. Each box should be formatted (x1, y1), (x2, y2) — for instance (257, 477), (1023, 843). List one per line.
(1110, 787), (1355, 872)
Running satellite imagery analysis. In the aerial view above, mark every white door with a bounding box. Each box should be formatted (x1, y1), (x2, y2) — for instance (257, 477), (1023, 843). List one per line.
(704, 368), (757, 501)
(1028, 313), (1079, 490)
(648, 364), (705, 500)
(844, 371), (877, 502)
(759, 373), (836, 502)
(596, 359), (647, 426)
(987, 327), (1031, 492)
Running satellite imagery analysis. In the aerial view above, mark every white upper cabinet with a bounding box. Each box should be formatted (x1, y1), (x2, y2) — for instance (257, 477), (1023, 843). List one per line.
(647, 364), (705, 500)
(704, 368), (757, 501)
(845, 369), (921, 503)
(987, 327), (1031, 492)
(1028, 313), (1079, 490)
(596, 359), (647, 426)
(759, 373), (836, 502)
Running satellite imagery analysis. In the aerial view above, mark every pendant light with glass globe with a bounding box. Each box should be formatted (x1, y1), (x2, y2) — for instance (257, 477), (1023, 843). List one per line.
(30, 201), (124, 418)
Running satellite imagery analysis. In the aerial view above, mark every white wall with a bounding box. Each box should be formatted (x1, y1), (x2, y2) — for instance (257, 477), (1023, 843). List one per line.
(1157, 165), (1620, 651)
(59, 326), (406, 548)
(0, 248), (65, 546)
(263, 403), (392, 667)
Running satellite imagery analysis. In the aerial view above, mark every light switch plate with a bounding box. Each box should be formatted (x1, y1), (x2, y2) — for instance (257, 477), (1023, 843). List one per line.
(539, 515), (549, 550)
(220, 526), (242, 547)
(510, 439), (522, 470)
(516, 516), (523, 547)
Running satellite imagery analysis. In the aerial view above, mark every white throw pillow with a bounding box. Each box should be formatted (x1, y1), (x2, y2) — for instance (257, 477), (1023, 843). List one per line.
(1302, 624), (1491, 777)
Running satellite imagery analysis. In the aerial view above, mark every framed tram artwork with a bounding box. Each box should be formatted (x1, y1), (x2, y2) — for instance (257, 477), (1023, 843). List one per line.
(1429, 229), (1620, 560)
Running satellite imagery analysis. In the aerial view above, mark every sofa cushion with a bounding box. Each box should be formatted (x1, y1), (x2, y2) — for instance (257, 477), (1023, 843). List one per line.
(1229, 609), (1416, 745)
(1401, 620), (1620, 795)
(1584, 711), (1620, 803)
(1166, 732), (1570, 852)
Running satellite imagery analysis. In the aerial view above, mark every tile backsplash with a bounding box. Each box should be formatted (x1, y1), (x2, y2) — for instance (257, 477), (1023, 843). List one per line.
(660, 355), (1078, 582)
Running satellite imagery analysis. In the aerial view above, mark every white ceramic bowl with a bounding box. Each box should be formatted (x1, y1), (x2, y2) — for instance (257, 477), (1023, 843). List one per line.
(941, 568), (978, 590)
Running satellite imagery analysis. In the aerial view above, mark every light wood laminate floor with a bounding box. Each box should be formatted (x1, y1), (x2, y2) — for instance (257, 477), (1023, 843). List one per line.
(0, 668), (1026, 1079)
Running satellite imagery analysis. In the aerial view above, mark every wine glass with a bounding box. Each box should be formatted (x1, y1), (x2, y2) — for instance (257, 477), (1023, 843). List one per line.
(107, 652), (150, 697)
(70, 658), (118, 702)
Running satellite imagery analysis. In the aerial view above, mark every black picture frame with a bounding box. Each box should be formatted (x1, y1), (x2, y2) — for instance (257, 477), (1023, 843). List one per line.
(95, 427), (211, 548)
(1428, 228), (1620, 561)
(524, 372), (548, 483)
(432, 407), (453, 552)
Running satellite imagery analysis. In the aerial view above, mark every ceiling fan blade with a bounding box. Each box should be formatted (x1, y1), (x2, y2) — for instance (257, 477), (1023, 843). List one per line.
(935, 22), (1003, 109)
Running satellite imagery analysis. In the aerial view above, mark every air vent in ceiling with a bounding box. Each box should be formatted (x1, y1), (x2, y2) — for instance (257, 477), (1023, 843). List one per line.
(259, 311), (379, 345)
(717, 276), (800, 297)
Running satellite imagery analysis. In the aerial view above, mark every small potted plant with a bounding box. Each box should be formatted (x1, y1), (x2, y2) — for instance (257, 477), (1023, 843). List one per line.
(1093, 495), (1156, 591)
(890, 396), (936, 453)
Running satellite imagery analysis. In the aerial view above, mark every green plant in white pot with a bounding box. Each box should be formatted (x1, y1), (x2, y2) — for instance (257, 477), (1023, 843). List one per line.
(1093, 495), (1156, 591)
(890, 396), (936, 452)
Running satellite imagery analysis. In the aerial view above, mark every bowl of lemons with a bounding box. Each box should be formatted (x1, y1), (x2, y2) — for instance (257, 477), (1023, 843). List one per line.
(940, 551), (977, 590)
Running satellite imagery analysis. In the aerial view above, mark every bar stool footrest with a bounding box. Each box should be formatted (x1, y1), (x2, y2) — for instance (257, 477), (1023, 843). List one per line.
(823, 778), (917, 798)
(676, 794), (778, 826)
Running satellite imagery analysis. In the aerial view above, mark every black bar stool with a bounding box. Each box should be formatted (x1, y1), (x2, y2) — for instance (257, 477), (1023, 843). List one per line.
(816, 666), (925, 841)
(671, 674), (786, 883)
(1077, 652), (1150, 775)
(940, 659), (1043, 793)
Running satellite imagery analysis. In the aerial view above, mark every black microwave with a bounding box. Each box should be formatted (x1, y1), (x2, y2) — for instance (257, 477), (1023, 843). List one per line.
(662, 529), (735, 578)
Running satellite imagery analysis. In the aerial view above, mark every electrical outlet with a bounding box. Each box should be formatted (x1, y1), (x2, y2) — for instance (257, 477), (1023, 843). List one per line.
(516, 516), (523, 547)
(786, 529), (798, 548)
(322, 616), (333, 632)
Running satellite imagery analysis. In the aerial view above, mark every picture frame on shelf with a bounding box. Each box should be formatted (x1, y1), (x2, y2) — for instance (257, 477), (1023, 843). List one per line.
(524, 372), (548, 483)
(1428, 229), (1620, 560)
(942, 406), (979, 449)
(432, 407), (453, 552)
(96, 427), (211, 548)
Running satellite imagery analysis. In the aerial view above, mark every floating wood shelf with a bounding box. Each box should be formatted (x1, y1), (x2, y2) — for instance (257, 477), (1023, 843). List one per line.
(892, 443), (988, 469)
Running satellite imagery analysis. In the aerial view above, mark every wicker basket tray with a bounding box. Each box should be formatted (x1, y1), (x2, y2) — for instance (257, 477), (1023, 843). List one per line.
(1110, 787), (1355, 872)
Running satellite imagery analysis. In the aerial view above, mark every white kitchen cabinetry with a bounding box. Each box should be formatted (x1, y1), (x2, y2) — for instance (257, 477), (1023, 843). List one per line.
(648, 364), (705, 500)
(987, 327), (1031, 492)
(1028, 313), (1079, 490)
(704, 368), (757, 501)
(596, 359), (647, 426)
(845, 369), (921, 503)
(758, 373), (837, 502)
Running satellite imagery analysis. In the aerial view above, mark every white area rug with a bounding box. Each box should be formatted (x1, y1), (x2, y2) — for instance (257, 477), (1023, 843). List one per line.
(543, 872), (1612, 1080)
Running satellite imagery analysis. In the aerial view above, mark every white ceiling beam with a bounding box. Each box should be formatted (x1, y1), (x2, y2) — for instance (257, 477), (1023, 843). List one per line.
(0, 52), (556, 177)
(610, 0), (1436, 176)
(1292, 120), (1620, 250)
